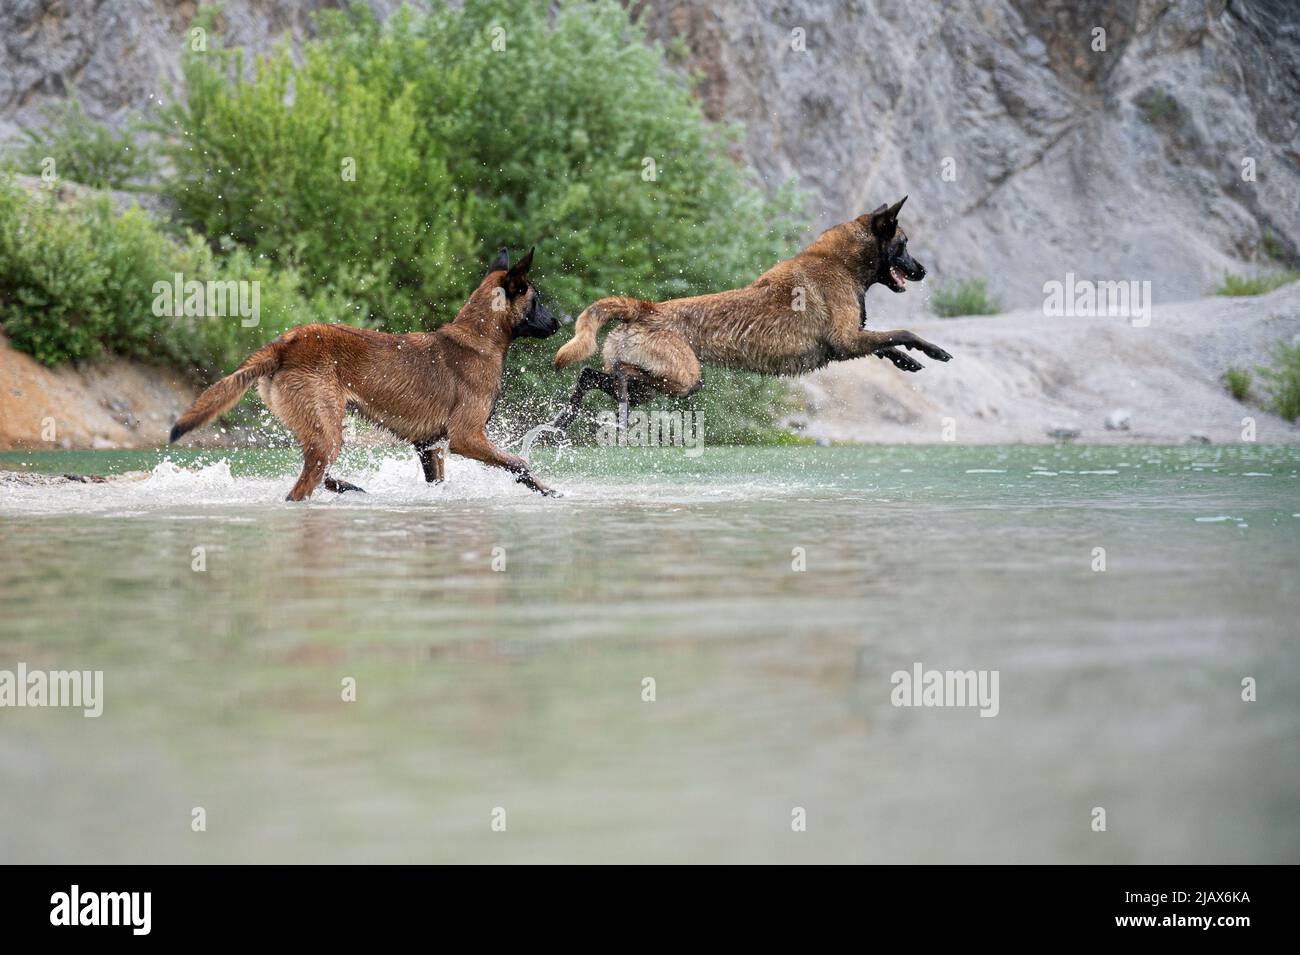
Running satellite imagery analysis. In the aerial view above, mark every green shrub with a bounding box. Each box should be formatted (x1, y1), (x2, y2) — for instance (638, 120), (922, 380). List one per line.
(1225, 366), (1252, 402)
(1214, 271), (1299, 296)
(1258, 340), (1300, 422)
(14, 96), (156, 191)
(156, 0), (804, 441)
(0, 179), (111, 364)
(930, 278), (1000, 317)
(0, 176), (344, 371)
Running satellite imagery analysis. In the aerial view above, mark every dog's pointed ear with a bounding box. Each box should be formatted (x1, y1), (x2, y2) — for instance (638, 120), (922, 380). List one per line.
(485, 247), (510, 277)
(870, 196), (907, 239)
(508, 246), (534, 278)
(858, 204), (886, 230)
(504, 246), (534, 296)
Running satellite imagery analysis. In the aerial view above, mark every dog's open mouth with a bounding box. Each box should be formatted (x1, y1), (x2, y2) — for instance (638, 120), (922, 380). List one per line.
(887, 266), (907, 293)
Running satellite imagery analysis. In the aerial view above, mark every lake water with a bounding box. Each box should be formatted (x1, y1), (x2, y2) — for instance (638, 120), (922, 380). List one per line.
(1, 443), (1297, 863)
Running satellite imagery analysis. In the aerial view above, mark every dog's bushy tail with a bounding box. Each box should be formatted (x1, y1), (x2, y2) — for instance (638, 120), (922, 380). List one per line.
(169, 343), (283, 443)
(554, 298), (649, 370)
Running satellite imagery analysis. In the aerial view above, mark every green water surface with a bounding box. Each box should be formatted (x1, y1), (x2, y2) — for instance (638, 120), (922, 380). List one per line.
(1, 444), (1296, 862)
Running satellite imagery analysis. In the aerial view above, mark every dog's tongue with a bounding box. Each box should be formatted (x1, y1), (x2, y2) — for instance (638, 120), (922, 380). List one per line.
(890, 266), (906, 287)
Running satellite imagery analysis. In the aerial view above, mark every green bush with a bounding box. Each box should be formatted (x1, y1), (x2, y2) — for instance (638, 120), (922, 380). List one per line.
(930, 278), (1000, 317)
(0, 176), (344, 371)
(1261, 234), (1291, 264)
(1258, 340), (1300, 422)
(14, 96), (156, 191)
(1214, 271), (1299, 296)
(1225, 366), (1252, 402)
(156, 0), (804, 441)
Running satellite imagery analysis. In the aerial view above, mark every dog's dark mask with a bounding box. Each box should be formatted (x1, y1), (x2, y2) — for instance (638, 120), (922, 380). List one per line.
(484, 246), (561, 339)
(514, 291), (560, 340)
(863, 197), (926, 294)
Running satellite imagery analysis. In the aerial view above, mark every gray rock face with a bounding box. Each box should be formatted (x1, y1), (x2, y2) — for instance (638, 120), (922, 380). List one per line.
(631, 0), (1299, 307)
(0, 1), (408, 136)
(1, 0), (1296, 311)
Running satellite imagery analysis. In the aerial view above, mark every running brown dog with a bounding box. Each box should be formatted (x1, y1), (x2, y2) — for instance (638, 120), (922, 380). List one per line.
(169, 248), (561, 500)
(550, 197), (950, 426)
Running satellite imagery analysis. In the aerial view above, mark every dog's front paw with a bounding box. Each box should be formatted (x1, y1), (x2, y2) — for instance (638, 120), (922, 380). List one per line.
(914, 340), (952, 362)
(876, 347), (923, 372)
(903, 338), (953, 362)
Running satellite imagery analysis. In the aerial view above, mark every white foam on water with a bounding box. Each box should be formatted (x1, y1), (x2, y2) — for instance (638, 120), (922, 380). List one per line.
(965, 469), (1006, 474)
(0, 451), (813, 517)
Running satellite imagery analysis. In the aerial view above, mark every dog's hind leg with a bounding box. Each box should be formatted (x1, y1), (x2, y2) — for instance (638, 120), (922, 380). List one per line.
(283, 383), (349, 501)
(323, 476), (366, 494)
(415, 441), (446, 483)
(615, 363), (630, 430)
(551, 367), (611, 429)
(606, 366), (666, 427)
(550, 340), (689, 431)
(631, 330), (702, 400)
(288, 440), (339, 501)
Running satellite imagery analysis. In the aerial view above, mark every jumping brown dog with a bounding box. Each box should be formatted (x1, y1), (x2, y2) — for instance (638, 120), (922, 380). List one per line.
(169, 247), (561, 500)
(550, 197), (950, 426)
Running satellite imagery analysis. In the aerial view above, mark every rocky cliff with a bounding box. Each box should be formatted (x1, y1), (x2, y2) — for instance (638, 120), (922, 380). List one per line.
(632, 0), (1299, 310)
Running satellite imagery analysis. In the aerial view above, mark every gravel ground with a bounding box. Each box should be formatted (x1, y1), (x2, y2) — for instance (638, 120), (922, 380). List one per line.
(796, 283), (1300, 445)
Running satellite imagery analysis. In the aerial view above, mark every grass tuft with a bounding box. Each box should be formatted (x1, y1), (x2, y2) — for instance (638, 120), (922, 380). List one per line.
(1258, 341), (1300, 422)
(1225, 366), (1252, 402)
(1213, 271), (1299, 297)
(930, 278), (1000, 318)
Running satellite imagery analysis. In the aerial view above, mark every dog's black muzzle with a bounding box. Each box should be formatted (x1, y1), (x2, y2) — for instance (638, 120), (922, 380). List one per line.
(899, 252), (926, 282)
(884, 252), (926, 293)
(515, 298), (561, 339)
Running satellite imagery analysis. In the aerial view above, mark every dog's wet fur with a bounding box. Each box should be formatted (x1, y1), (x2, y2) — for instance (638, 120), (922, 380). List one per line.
(550, 197), (950, 426)
(169, 247), (561, 500)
